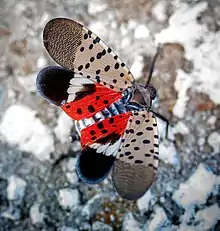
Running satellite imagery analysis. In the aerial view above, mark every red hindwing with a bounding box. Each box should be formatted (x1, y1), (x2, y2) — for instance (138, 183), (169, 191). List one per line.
(61, 84), (122, 120)
(80, 112), (131, 148)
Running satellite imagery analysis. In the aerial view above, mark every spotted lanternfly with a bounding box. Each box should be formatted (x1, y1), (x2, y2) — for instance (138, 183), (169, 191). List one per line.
(36, 18), (161, 200)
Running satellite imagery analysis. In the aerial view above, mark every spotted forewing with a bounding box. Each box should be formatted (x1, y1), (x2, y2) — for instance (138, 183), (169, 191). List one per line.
(43, 18), (134, 92)
(112, 110), (159, 200)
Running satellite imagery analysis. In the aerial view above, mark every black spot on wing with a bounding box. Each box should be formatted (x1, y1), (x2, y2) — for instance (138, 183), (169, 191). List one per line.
(75, 147), (115, 184)
(36, 66), (73, 105)
(88, 105), (95, 113)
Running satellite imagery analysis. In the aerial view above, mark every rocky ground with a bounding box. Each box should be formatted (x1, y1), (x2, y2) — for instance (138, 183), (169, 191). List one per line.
(0, 0), (220, 230)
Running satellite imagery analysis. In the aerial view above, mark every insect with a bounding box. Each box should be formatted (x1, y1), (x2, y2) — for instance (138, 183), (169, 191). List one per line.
(36, 18), (168, 200)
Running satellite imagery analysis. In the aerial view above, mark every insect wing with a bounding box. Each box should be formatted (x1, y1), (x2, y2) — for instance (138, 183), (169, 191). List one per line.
(80, 112), (131, 148)
(36, 66), (123, 120)
(75, 112), (132, 184)
(62, 83), (122, 120)
(75, 146), (116, 184)
(43, 18), (134, 92)
(36, 66), (75, 106)
(111, 110), (159, 200)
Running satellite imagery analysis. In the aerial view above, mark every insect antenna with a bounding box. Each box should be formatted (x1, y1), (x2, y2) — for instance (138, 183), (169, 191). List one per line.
(145, 46), (161, 87)
(145, 46), (171, 140)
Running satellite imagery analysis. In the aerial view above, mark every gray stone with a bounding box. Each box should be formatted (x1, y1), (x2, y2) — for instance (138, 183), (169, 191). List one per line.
(92, 221), (113, 231)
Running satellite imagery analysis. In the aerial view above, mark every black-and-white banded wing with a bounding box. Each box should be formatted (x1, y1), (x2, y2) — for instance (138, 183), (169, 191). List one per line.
(36, 66), (95, 105)
(43, 18), (134, 92)
(111, 110), (159, 200)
